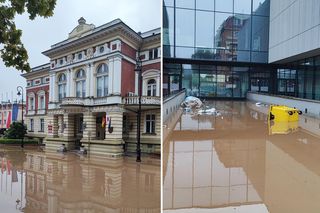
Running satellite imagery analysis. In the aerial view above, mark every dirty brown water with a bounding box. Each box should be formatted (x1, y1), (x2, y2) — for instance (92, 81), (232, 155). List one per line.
(0, 147), (160, 212)
(163, 101), (320, 213)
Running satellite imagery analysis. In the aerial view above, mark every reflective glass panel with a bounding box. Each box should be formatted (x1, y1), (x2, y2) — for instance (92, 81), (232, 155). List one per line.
(216, 0), (233, 13)
(196, 0), (214, 11)
(196, 11), (214, 48)
(176, 0), (195, 9)
(253, 0), (269, 16)
(234, 0), (252, 14)
(176, 9), (195, 47)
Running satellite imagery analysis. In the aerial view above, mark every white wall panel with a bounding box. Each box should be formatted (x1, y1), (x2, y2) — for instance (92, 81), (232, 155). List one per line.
(269, 0), (320, 63)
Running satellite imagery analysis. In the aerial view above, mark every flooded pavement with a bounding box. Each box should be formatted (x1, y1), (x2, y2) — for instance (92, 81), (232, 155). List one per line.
(0, 147), (160, 213)
(163, 101), (320, 213)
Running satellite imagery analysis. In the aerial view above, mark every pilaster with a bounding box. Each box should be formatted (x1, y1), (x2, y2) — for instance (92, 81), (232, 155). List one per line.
(82, 111), (96, 142)
(63, 113), (75, 140)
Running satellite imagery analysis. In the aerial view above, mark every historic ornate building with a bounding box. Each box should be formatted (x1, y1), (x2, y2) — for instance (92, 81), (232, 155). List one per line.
(23, 18), (160, 156)
(22, 64), (50, 141)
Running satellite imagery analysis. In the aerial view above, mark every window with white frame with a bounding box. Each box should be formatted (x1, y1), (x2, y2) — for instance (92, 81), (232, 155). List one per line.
(145, 114), (156, 134)
(30, 119), (34, 131)
(147, 79), (157, 96)
(40, 118), (44, 132)
(28, 94), (35, 111)
(39, 96), (45, 109)
(148, 48), (159, 60)
(58, 73), (67, 101)
(76, 69), (86, 98)
(30, 97), (34, 110)
(37, 91), (45, 110)
(96, 63), (108, 97)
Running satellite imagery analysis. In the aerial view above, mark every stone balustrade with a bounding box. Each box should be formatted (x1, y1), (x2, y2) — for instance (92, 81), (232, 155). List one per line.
(122, 96), (160, 105)
(37, 109), (46, 115)
(27, 110), (36, 115)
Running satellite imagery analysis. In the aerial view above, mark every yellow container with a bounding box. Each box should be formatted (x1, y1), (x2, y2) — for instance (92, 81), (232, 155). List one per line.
(269, 121), (299, 135)
(269, 105), (301, 122)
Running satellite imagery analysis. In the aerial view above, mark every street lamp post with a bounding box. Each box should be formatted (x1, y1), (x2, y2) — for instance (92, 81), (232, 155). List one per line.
(17, 86), (24, 148)
(134, 55), (142, 162)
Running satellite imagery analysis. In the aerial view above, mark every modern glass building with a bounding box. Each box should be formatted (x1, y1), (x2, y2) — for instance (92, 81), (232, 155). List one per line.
(163, 0), (320, 100)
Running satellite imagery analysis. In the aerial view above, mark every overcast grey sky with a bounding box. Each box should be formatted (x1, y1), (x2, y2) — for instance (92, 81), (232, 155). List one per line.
(0, 0), (161, 102)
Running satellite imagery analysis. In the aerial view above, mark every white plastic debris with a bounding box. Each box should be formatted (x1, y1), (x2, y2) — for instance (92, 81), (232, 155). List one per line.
(181, 96), (203, 109)
(197, 108), (217, 115)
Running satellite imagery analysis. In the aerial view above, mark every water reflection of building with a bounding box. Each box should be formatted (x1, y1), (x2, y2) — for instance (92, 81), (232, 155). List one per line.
(164, 102), (320, 211)
(23, 152), (160, 212)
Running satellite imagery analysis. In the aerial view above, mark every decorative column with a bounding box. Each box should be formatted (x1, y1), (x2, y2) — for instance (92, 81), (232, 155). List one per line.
(46, 114), (58, 138)
(156, 73), (160, 96)
(113, 56), (122, 95)
(90, 63), (95, 97)
(82, 111), (95, 142)
(58, 115), (64, 137)
(69, 68), (75, 97)
(86, 63), (91, 98)
(63, 113), (75, 141)
(103, 109), (124, 155)
(108, 58), (114, 95)
(66, 68), (73, 97)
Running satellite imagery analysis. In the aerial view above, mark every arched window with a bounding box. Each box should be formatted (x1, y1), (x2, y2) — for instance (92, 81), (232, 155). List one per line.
(76, 69), (86, 97)
(147, 79), (157, 96)
(58, 73), (66, 101)
(96, 63), (108, 97)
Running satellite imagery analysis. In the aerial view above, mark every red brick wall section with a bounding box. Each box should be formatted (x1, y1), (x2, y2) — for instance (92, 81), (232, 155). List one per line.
(26, 85), (49, 111)
(121, 42), (137, 59)
(121, 60), (135, 97)
(142, 62), (160, 73)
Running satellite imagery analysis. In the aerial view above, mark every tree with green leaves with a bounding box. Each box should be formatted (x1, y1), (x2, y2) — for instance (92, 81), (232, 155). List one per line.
(0, 0), (56, 72)
(4, 122), (27, 139)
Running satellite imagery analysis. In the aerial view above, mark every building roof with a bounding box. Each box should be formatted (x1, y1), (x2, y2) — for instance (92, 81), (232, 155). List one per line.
(42, 18), (160, 58)
(21, 63), (50, 78)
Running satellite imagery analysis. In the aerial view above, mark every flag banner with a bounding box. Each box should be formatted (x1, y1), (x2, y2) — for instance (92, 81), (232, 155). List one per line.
(106, 114), (110, 127)
(108, 117), (112, 129)
(6, 111), (11, 128)
(12, 104), (18, 121)
(102, 116), (106, 128)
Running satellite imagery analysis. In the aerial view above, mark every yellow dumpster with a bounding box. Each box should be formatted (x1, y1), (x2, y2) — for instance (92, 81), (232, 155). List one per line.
(268, 121), (299, 135)
(268, 105), (302, 122)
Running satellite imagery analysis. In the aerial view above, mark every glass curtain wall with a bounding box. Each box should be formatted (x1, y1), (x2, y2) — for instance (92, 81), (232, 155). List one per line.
(163, 0), (270, 63)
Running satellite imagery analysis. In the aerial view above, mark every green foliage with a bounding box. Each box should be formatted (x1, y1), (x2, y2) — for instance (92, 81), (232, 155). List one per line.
(0, 0), (57, 72)
(0, 138), (37, 144)
(4, 122), (27, 139)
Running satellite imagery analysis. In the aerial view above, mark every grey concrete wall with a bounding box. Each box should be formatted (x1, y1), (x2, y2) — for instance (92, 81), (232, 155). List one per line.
(247, 92), (320, 117)
(269, 0), (320, 63)
(163, 90), (186, 123)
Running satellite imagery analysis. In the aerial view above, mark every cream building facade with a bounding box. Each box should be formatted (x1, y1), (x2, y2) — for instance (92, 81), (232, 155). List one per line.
(24, 18), (160, 157)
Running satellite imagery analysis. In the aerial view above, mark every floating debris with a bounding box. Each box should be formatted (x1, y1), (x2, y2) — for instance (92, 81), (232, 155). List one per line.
(181, 96), (203, 109)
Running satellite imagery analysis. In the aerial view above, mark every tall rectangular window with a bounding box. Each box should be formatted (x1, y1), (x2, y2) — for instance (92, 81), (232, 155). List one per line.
(30, 98), (34, 110)
(40, 96), (45, 109)
(40, 119), (44, 132)
(30, 119), (34, 131)
(145, 114), (156, 134)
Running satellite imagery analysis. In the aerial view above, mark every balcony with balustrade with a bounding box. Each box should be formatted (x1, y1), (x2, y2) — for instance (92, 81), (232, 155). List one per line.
(122, 95), (160, 110)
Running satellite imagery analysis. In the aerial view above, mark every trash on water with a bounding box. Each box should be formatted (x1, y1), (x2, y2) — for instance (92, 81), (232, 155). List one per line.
(181, 96), (203, 109)
(197, 108), (217, 115)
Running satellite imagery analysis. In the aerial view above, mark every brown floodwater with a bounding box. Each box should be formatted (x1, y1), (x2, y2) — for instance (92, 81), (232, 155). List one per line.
(163, 101), (320, 213)
(0, 147), (160, 213)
